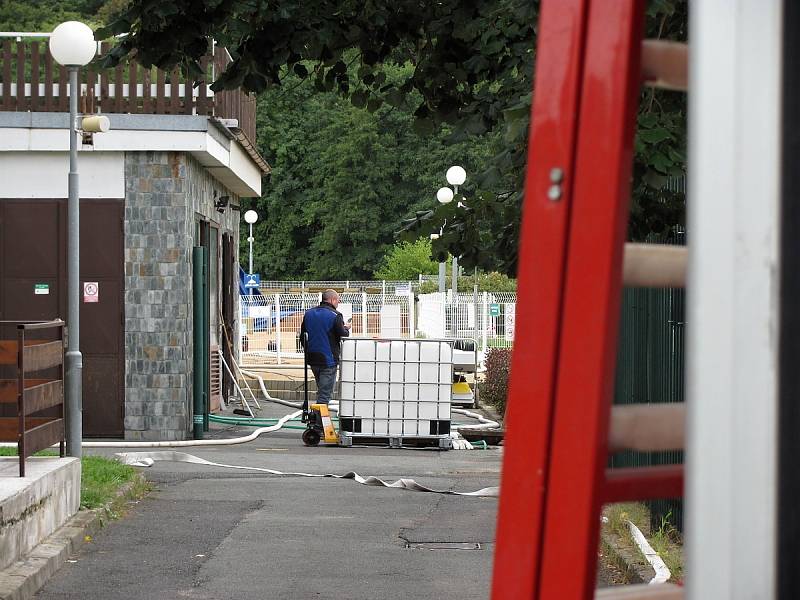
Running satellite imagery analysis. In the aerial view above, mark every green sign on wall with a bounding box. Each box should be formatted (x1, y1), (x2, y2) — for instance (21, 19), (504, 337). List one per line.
(489, 303), (500, 317)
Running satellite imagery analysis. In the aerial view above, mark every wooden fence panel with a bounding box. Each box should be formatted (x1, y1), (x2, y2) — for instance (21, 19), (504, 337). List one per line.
(21, 419), (64, 459)
(16, 41), (26, 111)
(58, 65), (67, 111)
(169, 67), (180, 113)
(24, 380), (64, 415)
(22, 340), (64, 373)
(1, 40), (11, 110)
(128, 59), (138, 113)
(30, 41), (40, 110)
(44, 50), (54, 111)
(0, 378), (53, 403)
(114, 62), (124, 112)
(156, 69), (165, 112)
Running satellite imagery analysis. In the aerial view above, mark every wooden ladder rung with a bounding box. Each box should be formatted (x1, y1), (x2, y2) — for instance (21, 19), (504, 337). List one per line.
(609, 403), (685, 453)
(623, 243), (687, 288)
(641, 40), (688, 91)
(595, 583), (684, 599)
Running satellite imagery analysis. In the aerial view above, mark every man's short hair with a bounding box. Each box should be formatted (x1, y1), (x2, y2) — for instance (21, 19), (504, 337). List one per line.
(322, 289), (339, 303)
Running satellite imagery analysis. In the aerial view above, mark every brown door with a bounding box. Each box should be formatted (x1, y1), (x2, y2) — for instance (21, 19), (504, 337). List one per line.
(0, 199), (124, 437)
(79, 200), (124, 437)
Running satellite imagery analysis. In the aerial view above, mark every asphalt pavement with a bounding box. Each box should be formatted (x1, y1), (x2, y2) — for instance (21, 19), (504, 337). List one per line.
(34, 403), (503, 600)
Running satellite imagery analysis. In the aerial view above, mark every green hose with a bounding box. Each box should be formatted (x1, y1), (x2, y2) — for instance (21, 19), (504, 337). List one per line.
(209, 414), (338, 430)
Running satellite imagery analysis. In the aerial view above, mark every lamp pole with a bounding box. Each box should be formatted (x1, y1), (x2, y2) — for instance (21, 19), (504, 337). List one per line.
(439, 166), (467, 337)
(244, 210), (258, 295)
(50, 21), (97, 458)
(66, 64), (82, 457)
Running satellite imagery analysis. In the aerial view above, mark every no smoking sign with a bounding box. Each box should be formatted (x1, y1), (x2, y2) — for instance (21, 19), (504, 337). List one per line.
(83, 282), (99, 303)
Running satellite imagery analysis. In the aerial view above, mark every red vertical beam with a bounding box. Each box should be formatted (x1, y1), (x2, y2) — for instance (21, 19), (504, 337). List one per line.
(490, 1), (590, 598)
(536, 1), (644, 598)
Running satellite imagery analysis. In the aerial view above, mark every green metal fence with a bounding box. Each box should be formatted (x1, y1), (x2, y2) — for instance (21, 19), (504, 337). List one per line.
(610, 257), (685, 532)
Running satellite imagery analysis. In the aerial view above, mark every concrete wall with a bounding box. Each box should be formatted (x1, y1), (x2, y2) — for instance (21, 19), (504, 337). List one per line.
(124, 151), (240, 441)
(0, 458), (80, 572)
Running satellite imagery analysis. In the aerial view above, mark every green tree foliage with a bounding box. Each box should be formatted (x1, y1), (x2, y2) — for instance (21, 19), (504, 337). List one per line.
(245, 64), (499, 279)
(374, 238), (440, 281)
(98, 0), (686, 276)
(0, 0), (111, 31)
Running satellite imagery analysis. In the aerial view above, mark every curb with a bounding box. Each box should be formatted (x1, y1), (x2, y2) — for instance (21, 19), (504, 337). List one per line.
(600, 530), (655, 585)
(0, 473), (147, 600)
(474, 397), (504, 428)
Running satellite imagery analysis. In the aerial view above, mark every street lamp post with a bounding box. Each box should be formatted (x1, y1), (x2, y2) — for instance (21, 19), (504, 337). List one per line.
(439, 166), (468, 337)
(244, 210), (258, 294)
(435, 186), (454, 294)
(49, 21), (98, 458)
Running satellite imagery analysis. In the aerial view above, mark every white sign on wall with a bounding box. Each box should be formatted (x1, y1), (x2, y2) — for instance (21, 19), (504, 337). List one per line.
(249, 305), (271, 319)
(83, 282), (99, 303)
(380, 305), (402, 337)
(338, 303), (354, 326)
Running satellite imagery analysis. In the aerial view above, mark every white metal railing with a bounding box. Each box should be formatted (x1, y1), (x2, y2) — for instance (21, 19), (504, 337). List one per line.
(416, 292), (516, 352)
(253, 280), (421, 294)
(240, 288), (517, 365)
(240, 292), (415, 365)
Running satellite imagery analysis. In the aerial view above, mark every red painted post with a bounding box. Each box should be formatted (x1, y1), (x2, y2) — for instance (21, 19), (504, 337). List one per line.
(490, 1), (590, 598)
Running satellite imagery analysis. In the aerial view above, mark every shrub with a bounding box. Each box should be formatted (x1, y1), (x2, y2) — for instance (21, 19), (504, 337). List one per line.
(480, 347), (512, 414)
(374, 238), (440, 280)
(418, 271), (517, 294)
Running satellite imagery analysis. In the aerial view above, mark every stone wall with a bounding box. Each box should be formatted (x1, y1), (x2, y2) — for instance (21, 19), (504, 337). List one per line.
(124, 151), (240, 441)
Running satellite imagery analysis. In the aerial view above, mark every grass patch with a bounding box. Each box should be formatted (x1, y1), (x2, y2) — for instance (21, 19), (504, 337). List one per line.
(0, 447), (58, 457)
(0, 449), (150, 512)
(80, 455), (144, 510)
(603, 502), (684, 583)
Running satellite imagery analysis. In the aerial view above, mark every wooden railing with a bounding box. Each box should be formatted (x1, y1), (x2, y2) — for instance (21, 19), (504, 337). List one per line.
(0, 39), (256, 144)
(0, 320), (66, 477)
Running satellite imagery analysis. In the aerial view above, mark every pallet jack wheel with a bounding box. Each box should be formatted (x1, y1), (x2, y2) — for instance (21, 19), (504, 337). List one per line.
(302, 428), (321, 446)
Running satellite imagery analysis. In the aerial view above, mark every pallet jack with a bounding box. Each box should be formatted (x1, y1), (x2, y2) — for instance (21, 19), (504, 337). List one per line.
(300, 332), (339, 446)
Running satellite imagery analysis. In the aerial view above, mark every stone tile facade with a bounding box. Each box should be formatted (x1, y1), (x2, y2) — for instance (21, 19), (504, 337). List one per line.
(124, 151), (240, 440)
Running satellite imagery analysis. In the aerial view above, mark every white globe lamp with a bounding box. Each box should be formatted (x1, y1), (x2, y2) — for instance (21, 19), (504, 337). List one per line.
(446, 165), (467, 187)
(244, 210), (259, 277)
(49, 21), (97, 66)
(437, 187), (454, 204)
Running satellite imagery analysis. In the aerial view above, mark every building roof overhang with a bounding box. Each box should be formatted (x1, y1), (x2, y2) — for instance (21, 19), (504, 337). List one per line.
(0, 112), (269, 197)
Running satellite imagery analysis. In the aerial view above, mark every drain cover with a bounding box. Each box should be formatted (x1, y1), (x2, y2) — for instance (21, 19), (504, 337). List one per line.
(405, 542), (482, 550)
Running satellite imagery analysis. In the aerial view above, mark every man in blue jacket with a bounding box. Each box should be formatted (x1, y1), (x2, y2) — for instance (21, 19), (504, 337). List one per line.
(300, 289), (351, 404)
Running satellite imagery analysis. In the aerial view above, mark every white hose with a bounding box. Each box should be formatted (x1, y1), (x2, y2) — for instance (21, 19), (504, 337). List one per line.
(240, 368), (304, 408)
(114, 450), (498, 497)
(81, 411), (301, 448)
(451, 408), (499, 430)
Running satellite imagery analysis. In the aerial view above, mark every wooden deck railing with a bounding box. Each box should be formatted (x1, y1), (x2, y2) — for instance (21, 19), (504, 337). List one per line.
(0, 39), (256, 144)
(0, 320), (66, 477)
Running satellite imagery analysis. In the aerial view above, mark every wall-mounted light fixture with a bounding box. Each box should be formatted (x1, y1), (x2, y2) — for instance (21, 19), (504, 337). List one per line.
(214, 195), (230, 213)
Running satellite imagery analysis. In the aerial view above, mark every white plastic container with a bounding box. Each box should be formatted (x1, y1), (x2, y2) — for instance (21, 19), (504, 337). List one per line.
(338, 338), (453, 444)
